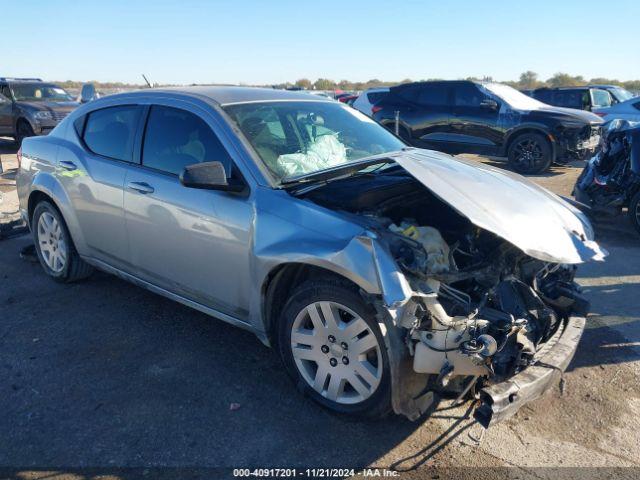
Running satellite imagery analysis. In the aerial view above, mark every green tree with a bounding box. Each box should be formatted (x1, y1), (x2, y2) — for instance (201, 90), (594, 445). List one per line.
(313, 78), (335, 90)
(518, 71), (541, 89)
(547, 72), (586, 87)
(294, 78), (312, 89)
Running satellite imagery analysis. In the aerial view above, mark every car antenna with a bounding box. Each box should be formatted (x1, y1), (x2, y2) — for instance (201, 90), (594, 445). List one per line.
(142, 74), (153, 88)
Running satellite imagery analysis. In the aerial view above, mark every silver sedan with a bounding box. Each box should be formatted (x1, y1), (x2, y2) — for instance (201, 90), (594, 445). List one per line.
(16, 87), (605, 425)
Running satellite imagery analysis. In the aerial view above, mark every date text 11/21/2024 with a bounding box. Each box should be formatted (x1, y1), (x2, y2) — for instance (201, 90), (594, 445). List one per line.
(232, 468), (400, 477)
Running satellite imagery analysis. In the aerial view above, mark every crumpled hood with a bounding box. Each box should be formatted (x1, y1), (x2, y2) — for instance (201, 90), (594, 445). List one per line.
(394, 149), (607, 264)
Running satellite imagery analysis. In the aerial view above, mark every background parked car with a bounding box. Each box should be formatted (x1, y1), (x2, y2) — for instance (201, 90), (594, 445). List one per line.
(338, 94), (358, 105)
(373, 80), (603, 174)
(588, 84), (636, 104)
(526, 86), (612, 112)
(593, 96), (640, 123)
(0, 77), (79, 145)
(352, 87), (389, 116)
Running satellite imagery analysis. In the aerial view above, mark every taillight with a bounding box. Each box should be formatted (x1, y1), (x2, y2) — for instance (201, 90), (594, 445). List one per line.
(594, 112), (607, 117)
(17, 147), (22, 169)
(371, 105), (383, 114)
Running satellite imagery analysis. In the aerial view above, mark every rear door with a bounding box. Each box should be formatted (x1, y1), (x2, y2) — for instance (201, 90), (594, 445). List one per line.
(123, 103), (254, 319)
(58, 104), (143, 270)
(395, 83), (451, 149)
(449, 82), (502, 154)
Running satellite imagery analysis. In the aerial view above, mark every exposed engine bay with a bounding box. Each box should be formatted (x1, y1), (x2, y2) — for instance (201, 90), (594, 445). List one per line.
(301, 169), (590, 410)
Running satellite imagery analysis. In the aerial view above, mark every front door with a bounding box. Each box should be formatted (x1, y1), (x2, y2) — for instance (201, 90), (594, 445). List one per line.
(449, 83), (502, 155)
(123, 104), (253, 320)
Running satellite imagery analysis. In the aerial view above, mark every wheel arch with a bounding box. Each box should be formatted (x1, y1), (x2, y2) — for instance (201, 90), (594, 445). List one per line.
(26, 175), (87, 254)
(504, 126), (556, 160)
(14, 115), (36, 135)
(261, 262), (370, 347)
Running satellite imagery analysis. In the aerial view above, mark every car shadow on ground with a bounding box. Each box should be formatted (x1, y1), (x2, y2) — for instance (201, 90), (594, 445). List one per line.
(467, 155), (583, 178)
(1, 237), (472, 473)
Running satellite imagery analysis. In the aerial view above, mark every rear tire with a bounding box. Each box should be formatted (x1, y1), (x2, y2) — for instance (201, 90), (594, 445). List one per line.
(507, 132), (553, 174)
(32, 201), (93, 283)
(277, 277), (392, 418)
(628, 191), (640, 236)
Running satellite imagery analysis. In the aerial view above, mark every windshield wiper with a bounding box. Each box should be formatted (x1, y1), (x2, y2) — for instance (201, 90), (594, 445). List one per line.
(280, 152), (402, 187)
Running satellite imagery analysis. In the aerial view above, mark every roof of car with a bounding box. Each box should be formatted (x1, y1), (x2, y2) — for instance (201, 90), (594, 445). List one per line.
(144, 86), (335, 106)
(533, 86), (597, 91)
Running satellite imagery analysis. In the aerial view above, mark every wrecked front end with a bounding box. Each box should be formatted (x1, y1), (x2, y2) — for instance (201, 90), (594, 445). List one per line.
(301, 151), (606, 425)
(573, 119), (640, 215)
(556, 122), (603, 161)
(380, 224), (589, 427)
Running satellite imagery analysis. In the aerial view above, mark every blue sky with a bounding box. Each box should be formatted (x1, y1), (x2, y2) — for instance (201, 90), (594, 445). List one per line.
(4, 0), (639, 84)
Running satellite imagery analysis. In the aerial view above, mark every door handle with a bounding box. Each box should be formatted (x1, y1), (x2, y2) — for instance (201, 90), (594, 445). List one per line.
(127, 181), (155, 194)
(59, 160), (77, 171)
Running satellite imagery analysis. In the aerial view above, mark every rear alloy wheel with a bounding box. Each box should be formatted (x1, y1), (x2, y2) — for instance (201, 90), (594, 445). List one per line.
(629, 191), (640, 236)
(15, 120), (35, 146)
(32, 201), (93, 282)
(278, 279), (391, 417)
(507, 133), (553, 174)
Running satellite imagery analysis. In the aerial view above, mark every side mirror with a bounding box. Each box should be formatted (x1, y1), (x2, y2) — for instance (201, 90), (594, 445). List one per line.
(180, 161), (245, 193)
(480, 99), (498, 110)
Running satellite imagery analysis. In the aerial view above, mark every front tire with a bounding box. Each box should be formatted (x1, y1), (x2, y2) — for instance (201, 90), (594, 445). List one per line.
(15, 120), (35, 146)
(32, 201), (93, 283)
(277, 278), (391, 417)
(507, 132), (553, 174)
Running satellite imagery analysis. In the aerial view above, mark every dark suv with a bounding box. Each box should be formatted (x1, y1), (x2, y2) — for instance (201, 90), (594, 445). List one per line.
(527, 87), (613, 112)
(0, 77), (79, 145)
(373, 80), (603, 174)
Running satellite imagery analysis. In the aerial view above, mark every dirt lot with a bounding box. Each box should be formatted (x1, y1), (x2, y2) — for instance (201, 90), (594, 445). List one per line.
(1, 138), (639, 479)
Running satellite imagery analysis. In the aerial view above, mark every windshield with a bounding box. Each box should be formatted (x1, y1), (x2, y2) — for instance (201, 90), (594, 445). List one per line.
(611, 87), (634, 102)
(482, 83), (548, 111)
(10, 84), (74, 102)
(223, 101), (405, 182)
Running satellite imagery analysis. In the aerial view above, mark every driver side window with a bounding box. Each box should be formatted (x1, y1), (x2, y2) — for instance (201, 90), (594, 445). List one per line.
(453, 84), (485, 107)
(142, 106), (234, 176)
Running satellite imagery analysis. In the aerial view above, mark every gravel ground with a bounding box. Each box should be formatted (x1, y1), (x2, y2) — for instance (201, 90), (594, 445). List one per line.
(1, 141), (639, 479)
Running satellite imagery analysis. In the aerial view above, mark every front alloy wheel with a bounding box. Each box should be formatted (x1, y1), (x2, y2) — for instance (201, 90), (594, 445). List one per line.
(278, 279), (391, 417)
(508, 132), (552, 174)
(291, 301), (382, 404)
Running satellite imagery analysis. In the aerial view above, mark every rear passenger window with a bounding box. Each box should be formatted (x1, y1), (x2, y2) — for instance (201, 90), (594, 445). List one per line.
(533, 90), (551, 103)
(552, 91), (582, 109)
(416, 85), (449, 106)
(367, 91), (387, 104)
(142, 106), (233, 176)
(83, 106), (141, 162)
